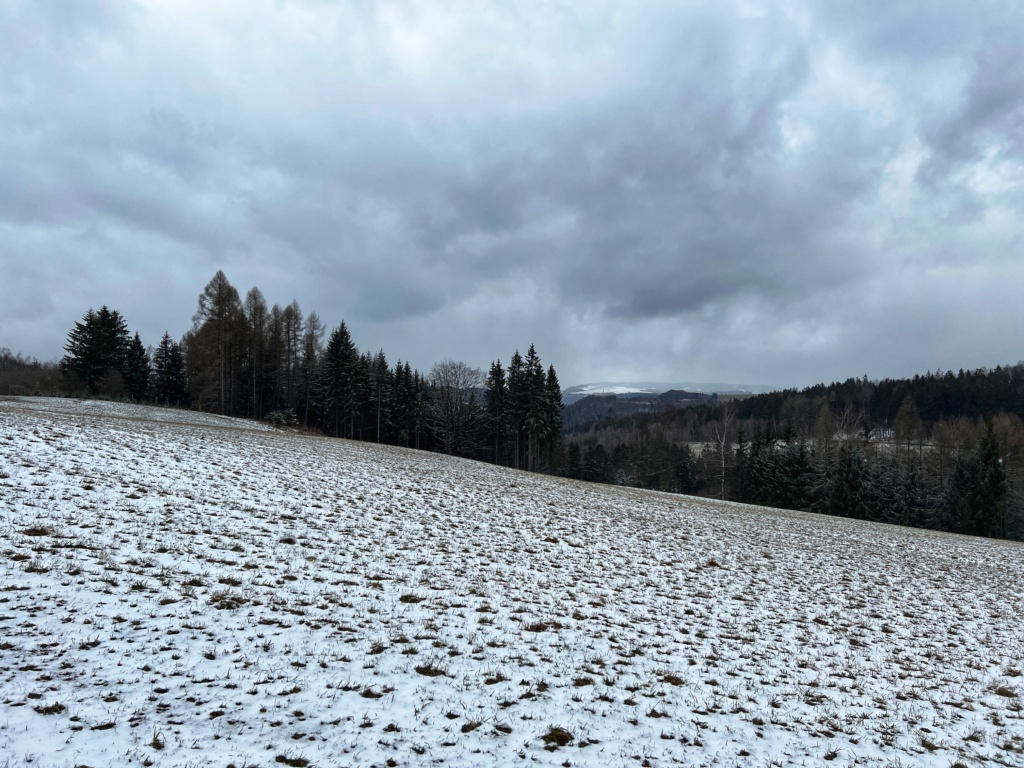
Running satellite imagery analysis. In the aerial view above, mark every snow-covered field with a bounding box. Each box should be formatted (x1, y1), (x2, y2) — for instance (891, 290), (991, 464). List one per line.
(1, 398), (1022, 768)
(1, 397), (276, 432)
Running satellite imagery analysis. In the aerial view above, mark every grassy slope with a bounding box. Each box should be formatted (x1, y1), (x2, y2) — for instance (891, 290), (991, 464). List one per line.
(0, 398), (1022, 768)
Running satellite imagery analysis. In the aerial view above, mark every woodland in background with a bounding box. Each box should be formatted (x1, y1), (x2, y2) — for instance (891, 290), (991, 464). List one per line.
(37, 271), (564, 473)
(567, 372), (1024, 541)
(5, 272), (1022, 541)
(0, 348), (61, 396)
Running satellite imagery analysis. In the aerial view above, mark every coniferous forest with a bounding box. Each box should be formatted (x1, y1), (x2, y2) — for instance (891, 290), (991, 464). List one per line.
(3, 269), (1023, 541)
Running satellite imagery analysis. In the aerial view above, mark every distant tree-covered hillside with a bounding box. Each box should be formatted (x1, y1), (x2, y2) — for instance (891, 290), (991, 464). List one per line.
(564, 390), (711, 431)
(736, 367), (1024, 434)
(566, 366), (1024, 542)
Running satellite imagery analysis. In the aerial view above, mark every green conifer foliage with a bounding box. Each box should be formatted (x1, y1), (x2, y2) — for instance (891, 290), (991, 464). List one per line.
(60, 306), (132, 396)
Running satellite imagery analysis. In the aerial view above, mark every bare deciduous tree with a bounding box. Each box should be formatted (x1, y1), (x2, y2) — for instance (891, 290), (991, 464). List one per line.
(704, 400), (737, 500)
(428, 360), (483, 456)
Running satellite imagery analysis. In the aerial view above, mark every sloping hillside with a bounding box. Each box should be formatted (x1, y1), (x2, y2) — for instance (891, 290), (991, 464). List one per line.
(1, 398), (1022, 767)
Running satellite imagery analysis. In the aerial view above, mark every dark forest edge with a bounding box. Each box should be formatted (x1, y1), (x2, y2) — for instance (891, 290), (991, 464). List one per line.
(566, 369), (1024, 541)
(3, 271), (563, 474)
(2, 269), (1021, 542)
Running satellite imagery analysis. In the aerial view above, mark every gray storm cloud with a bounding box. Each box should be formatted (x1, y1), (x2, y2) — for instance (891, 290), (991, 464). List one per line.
(0, 0), (1021, 387)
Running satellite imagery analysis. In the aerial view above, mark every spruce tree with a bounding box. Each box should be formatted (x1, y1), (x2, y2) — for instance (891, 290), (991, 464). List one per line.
(322, 321), (361, 438)
(673, 444), (700, 494)
(410, 367), (425, 449)
(524, 345), (545, 471)
(583, 444), (610, 483)
(945, 421), (1009, 537)
(485, 360), (507, 464)
(943, 452), (979, 534)
(369, 350), (392, 443)
(975, 421), (1008, 538)
(355, 351), (373, 440)
(820, 443), (868, 519)
(777, 439), (812, 510)
(265, 304), (285, 413)
(60, 306), (131, 395)
(506, 351), (527, 468)
(123, 332), (151, 401)
(543, 364), (565, 471)
(567, 442), (583, 479)
(61, 309), (103, 394)
(741, 427), (774, 506)
(390, 360), (409, 446)
(151, 332), (188, 406)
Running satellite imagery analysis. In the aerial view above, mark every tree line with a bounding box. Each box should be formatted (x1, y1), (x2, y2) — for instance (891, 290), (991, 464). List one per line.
(735, 366), (1024, 432)
(12, 272), (1022, 541)
(567, 376), (1024, 541)
(52, 270), (565, 471)
(0, 349), (62, 396)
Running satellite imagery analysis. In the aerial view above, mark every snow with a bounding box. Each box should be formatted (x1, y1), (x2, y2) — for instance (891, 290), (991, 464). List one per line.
(563, 382), (777, 398)
(0, 397), (1022, 767)
(2, 397), (277, 432)
(572, 385), (661, 396)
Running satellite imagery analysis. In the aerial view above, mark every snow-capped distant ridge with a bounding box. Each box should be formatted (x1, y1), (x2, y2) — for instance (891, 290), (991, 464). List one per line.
(563, 380), (778, 404)
(1, 397), (1022, 767)
(569, 383), (663, 396)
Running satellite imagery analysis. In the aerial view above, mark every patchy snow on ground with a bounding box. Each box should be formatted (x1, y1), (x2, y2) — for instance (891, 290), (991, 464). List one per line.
(0, 397), (277, 432)
(0, 398), (1022, 768)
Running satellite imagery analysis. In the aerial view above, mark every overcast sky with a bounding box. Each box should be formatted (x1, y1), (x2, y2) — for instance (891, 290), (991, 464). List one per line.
(2, 0), (1021, 389)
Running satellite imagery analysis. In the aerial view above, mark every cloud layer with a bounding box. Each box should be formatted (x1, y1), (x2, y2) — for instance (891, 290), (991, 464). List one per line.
(2, 0), (1021, 387)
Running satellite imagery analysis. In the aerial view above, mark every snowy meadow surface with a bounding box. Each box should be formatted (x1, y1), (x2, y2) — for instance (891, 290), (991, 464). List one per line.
(0, 398), (1022, 768)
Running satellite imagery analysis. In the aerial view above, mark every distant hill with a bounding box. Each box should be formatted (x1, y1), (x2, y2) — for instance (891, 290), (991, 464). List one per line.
(563, 380), (777, 405)
(561, 382), (779, 432)
(563, 390), (715, 431)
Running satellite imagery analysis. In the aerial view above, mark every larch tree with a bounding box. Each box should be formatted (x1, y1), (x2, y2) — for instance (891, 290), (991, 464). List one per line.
(298, 311), (325, 427)
(186, 271), (244, 414)
(265, 304), (285, 412)
(893, 396), (925, 467)
(243, 287), (269, 418)
(281, 300), (304, 411)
